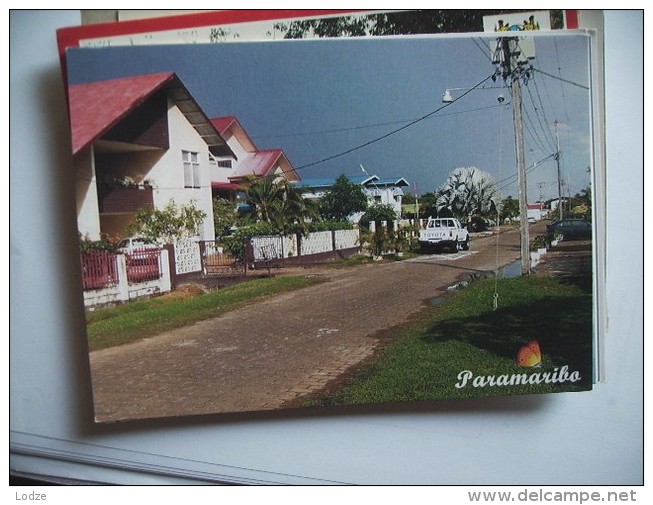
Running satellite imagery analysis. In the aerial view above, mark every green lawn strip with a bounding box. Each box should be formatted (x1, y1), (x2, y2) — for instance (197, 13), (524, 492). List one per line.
(311, 276), (593, 407)
(86, 276), (322, 351)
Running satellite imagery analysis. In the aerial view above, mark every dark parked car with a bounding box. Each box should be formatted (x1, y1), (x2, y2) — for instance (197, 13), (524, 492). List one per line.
(546, 219), (592, 241)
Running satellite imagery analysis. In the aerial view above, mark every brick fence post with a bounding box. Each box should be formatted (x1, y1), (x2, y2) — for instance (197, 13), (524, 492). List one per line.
(163, 243), (176, 288)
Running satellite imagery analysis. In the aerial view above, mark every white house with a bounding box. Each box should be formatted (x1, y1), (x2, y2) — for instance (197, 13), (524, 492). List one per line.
(527, 202), (548, 221)
(294, 174), (410, 222)
(209, 116), (300, 201)
(69, 72), (234, 242)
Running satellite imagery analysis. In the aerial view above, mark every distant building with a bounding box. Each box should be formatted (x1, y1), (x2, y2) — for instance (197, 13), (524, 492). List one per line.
(527, 202), (548, 221)
(209, 116), (300, 202)
(294, 174), (410, 222)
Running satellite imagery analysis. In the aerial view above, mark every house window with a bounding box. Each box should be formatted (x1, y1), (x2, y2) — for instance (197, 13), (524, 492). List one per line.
(182, 150), (200, 188)
(217, 160), (233, 169)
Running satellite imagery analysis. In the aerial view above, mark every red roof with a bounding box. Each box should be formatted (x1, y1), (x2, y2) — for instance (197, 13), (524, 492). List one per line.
(211, 116), (259, 152)
(211, 116), (300, 182)
(68, 72), (231, 158)
(230, 150), (284, 180)
(68, 72), (176, 154)
(210, 116), (238, 135)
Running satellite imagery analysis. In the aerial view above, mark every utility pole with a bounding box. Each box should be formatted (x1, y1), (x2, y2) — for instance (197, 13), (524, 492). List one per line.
(498, 36), (530, 275)
(554, 120), (563, 221)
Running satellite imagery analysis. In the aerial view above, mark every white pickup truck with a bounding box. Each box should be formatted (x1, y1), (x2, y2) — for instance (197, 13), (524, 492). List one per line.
(418, 217), (470, 253)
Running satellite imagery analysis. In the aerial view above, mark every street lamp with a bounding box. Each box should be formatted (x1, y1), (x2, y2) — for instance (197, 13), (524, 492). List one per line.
(441, 86), (506, 104)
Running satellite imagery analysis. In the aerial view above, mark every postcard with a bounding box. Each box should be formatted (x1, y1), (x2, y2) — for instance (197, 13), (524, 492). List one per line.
(63, 22), (599, 422)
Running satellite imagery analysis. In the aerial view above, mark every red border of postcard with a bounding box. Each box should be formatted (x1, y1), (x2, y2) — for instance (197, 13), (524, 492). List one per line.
(56, 10), (369, 80)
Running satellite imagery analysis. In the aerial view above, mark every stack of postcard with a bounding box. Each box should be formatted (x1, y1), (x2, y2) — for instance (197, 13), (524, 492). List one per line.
(57, 9), (603, 423)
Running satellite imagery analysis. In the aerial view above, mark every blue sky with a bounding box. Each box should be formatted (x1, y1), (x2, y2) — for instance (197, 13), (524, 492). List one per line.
(67, 32), (594, 202)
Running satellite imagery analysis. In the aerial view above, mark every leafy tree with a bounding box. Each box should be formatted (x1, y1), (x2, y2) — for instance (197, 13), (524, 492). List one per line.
(500, 196), (520, 222)
(213, 197), (238, 238)
(402, 193), (417, 205)
(78, 233), (120, 253)
(359, 203), (398, 257)
(572, 185), (592, 220)
(222, 222), (277, 262)
(360, 203), (397, 229)
(209, 27), (239, 42)
(319, 174), (368, 221)
(416, 191), (439, 219)
(127, 199), (207, 244)
(273, 10), (565, 39)
(435, 167), (501, 221)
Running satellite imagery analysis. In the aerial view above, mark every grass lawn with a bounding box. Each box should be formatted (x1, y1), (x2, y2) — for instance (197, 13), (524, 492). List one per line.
(308, 275), (594, 407)
(86, 275), (322, 352)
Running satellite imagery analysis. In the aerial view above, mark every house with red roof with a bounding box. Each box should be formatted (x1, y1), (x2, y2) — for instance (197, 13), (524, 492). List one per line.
(527, 202), (548, 222)
(69, 72), (235, 242)
(209, 116), (300, 201)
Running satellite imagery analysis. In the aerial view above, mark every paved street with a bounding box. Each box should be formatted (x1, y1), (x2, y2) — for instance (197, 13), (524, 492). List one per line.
(90, 227), (527, 422)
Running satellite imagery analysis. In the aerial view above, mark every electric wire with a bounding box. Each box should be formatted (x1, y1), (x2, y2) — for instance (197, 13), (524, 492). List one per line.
(523, 80), (556, 153)
(293, 74), (495, 171)
(530, 67), (589, 90)
(552, 36), (571, 125)
(495, 153), (556, 192)
(471, 37), (494, 63)
(252, 102), (506, 142)
(530, 76), (558, 148)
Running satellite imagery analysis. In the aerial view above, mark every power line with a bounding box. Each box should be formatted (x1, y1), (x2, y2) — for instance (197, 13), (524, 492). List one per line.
(522, 114), (550, 155)
(530, 76), (557, 147)
(495, 153), (556, 191)
(553, 37), (571, 124)
(293, 73), (495, 171)
(522, 80), (556, 153)
(472, 37), (494, 63)
(252, 102), (506, 142)
(531, 67), (589, 90)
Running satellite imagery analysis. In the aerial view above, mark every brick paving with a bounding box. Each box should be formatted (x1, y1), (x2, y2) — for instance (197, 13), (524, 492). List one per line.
(89, 228), (527, 422)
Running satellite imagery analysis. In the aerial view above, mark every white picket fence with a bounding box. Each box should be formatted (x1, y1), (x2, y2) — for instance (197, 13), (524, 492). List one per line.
(250, 229), (359, 262)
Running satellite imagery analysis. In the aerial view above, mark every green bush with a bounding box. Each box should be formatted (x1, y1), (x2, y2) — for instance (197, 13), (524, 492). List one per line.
(222, 222), (277, 261)
(78, 233), (120, 253)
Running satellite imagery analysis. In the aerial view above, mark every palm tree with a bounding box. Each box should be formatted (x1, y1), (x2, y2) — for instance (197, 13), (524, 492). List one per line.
(241, 175), (317, 234)
(435, 167), (501, 221)
(241, 175), (284, 224)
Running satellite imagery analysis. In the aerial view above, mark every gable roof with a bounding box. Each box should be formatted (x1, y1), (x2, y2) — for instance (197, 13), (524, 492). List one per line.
(211, 115), (258, 153)
(210, 116), (237, 134)
(68, 72), (231, 156)
(229, 149), (290, 181)
(373, 177), (411, 187)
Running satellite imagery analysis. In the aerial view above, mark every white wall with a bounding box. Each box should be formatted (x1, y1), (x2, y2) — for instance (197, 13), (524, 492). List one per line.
(9, 10), (644, 488)
(151, 99), (215, 240)
(365, 187), (403, 216)
(74, 146), (101, 240)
